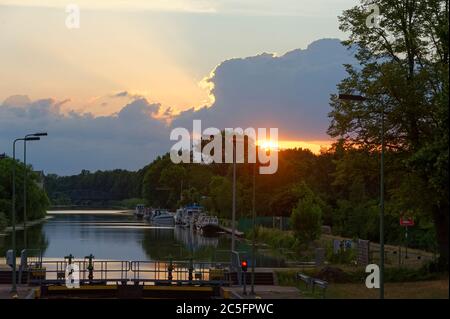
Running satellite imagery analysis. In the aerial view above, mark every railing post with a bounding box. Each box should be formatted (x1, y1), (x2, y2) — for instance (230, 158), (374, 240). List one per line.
(188, 258), (194, 283)
(64, 254), (74, 265)
(85, 254), (94, 283)
(168, 257), (174, 281)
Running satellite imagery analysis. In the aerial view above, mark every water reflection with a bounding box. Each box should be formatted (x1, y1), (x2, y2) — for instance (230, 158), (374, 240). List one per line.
(173, 227), (219, 252)
(1, 211), (288, 267)
(0, 223), (48, 256)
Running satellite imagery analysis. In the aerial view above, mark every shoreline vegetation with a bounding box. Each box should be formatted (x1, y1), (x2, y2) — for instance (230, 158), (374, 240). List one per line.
(0, 158), (50, 233)
(242, 225), (437, 268)
(0, 216), (53, 236)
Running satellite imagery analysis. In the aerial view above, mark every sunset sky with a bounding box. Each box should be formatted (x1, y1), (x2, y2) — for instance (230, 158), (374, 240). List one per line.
(0, 0), (358, 174)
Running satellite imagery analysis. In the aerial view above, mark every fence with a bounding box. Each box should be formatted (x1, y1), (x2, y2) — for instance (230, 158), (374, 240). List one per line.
(238, 216), (291, 233)
(21, 258), (233, 286)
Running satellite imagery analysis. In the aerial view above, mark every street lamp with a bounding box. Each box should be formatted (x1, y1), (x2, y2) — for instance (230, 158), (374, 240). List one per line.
(11, 136), (40, 293)
(231, 139), (237, 253)
(338, 93), (385, 299)
(250, 157), (257, 295)
(23, 132), (47, 248)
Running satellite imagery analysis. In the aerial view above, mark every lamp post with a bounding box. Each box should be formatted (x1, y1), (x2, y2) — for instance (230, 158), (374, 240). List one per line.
(231, 140), (236, 253)
(250, 159), (256, 295)
(338, 93), (385, 299)
(11, 136), (40, 293)
(23, 132), (47, 249)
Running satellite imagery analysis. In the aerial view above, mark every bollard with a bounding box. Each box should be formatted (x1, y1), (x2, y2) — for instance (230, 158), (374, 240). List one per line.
(65, 254), (74, 265)
(188, 258), (194, 282)
(85, 254), (94, 282)
(168, 258), (174, 281)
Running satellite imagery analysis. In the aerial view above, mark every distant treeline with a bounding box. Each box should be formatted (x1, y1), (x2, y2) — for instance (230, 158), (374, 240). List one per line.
(45, 168), (148, 208)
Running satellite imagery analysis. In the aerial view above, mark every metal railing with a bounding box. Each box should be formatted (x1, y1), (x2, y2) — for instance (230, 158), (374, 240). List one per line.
(23, 259), (232, 286)
(130, 260), (231, 285)
(17, 248), (236, 286)
(26, 260), (131, 285)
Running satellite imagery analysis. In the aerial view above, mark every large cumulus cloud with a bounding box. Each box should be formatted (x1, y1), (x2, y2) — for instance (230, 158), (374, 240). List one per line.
(173, 38), (356, 140)
(0, 38), (355, 175)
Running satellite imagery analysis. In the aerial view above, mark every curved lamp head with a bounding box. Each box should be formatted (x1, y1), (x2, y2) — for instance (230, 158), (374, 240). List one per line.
(25, 137), (40, 141)
(33, 132), (48, 137)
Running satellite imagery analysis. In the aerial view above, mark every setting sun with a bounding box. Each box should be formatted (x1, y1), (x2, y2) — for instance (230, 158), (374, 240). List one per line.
(257, 139), (279, 151)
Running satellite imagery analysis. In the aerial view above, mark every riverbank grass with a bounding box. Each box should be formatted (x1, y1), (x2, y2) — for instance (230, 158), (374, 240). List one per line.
(326, 279), (449, 299)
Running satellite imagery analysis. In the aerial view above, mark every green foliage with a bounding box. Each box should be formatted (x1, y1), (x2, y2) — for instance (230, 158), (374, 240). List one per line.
(208, 176), (232, 218)
(248, 226), (298, 250)
(178, 187), (201, 207)
(325, 243), (357, 265)
(142, 154), (173, 207)
(332, 199), (379, 240)
(45, 167), (146, 206)
(383, 266), (439, 283)
(118, 198), (146, 209)
(0, 158), (49, 226)
(290, 183), (323, 243)
(329, 0), (449, 267)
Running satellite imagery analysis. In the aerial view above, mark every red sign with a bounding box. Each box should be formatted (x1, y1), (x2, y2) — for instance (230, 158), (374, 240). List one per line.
(400, 217), (414, 227)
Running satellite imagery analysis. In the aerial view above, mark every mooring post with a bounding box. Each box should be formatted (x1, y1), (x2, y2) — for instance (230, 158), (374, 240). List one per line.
(85, 254), (94, 283)
(168, 257), (174, 281)
(188, 258), (193, 282)
(65, 254), (74, 265)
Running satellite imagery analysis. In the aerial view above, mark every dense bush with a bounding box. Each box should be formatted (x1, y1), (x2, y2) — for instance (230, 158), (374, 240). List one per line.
(248, 226), (298, 250)
(290, 183), (323, 243)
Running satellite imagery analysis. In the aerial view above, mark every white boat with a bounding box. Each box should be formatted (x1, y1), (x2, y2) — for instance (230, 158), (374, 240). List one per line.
(194, 213), (207, 231)
(174, 208), (184, 225)
(150, 209), (174, 225)
(198, 215), (220, 235)
(135, 204), (146, 219)
(177, 205), (204, 228)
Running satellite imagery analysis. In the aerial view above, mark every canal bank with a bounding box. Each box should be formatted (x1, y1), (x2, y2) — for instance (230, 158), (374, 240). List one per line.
(0, 210), (291, 267)
(1, 216), (53, 236)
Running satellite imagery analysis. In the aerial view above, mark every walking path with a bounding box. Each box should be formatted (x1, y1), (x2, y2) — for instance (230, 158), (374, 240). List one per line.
(222, 285), (301, 299)
(0, 284), (34, 299)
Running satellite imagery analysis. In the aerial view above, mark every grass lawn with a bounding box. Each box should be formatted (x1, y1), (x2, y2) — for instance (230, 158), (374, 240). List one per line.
(325, 279), (449, 299)
(277, 269), (448, 299)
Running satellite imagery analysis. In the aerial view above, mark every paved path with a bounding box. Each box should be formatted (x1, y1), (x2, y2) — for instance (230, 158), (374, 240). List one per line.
(0, 285), (34, 299)
(223, 285), (302, 299)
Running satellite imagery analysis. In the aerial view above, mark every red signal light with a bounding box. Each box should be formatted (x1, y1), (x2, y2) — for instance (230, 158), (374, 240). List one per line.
(241, 260), (248, 271)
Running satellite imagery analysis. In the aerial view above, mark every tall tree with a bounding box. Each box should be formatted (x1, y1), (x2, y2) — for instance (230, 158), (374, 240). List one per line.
(329, 0), (449, 267)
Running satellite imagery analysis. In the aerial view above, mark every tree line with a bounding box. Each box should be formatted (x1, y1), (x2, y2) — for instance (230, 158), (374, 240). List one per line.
(45, 168), (147, 207)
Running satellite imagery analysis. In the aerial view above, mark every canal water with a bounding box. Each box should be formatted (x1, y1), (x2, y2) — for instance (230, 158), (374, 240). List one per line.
(0, 210), (288, 267)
